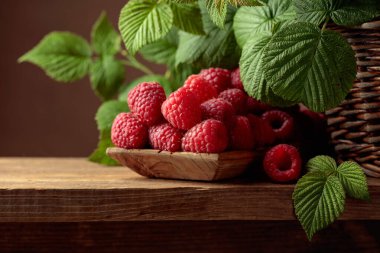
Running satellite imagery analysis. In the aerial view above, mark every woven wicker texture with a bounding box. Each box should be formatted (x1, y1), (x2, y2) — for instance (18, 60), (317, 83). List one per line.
(326, 20), (380, 177)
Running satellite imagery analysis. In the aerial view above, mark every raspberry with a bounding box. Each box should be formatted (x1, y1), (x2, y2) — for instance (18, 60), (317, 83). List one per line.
(247, 114), (275, 147)
(230, 68), (244, 90)
(246, 97), (272, 115)
(182, 119), (228, 153)
(161, 88), (202, 130)
(200, 68), (231, 93)
(230, 116), (254, 150)
(200, 98), (235, 127)
(111, 112), (148, 149)
(263, 144), (302, 182)
(149, 123), (183, 152)
(219, 88), (247, 115)
(127, 82), (166, 126)
(183, 75), (218, 102)
(262, 110), (294, 140)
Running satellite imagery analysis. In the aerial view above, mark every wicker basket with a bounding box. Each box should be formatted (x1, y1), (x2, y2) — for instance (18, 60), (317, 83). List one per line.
(326, 19), (380, 177)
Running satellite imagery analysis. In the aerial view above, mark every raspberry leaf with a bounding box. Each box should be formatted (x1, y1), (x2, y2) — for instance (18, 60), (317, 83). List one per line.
(171, 3), (205, 35)
(140, 29), (179, 65)
(293, 172), (345, 241)
(336, 161), (370, 200)
(294, 0), (380, 26)
(91, 12), (121, 56)
(233, 0), (295, 48)
(18, 32), (91, 82)
(240, 34), (295, 107)
(263, 22), (356, 112)
(90, 56), (125, 101)
(330, 0), (380, 26)
(118, 0), (173, 55)
(203, 0), (228, 28)
(96, 100), (129, 131)
(89, 130), (119, 166)
(306, 155), (337, 174)
(228, 0), (262, 7)
(175, 2), (239, 68)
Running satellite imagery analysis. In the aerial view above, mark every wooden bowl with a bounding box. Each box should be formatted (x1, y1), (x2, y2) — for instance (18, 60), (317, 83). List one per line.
(106, 148), (259, 181)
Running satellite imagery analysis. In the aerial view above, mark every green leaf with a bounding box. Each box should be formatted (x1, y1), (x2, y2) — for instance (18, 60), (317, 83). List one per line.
(240, 35), (295, 106)
(293, 0), (340, 26)
(336, 161), (370, 200)
(89, 130), (119, 166)
(294, 0), (379, 26)
(204, 0), (228, 28)
(171, 3), (205, 35)
(90, 56), (125, 101)
(307, 155), (337, 174)
(228, 0), (262, 7)
(331, 0), (380, 26)
(175, 3), (240, 69)
(140, 29), (179, 65)
(233, 0), (295, 47)
(91, 12), (121, 55)
(169, 0), (197, 3)
(263, 22), (356, 112)
(95, 100), (129, 131)
(19, 32), (91, 82)
(118, 0), (173, 55)
(293, 172), (345, 240)
(119, 75), (173, 102)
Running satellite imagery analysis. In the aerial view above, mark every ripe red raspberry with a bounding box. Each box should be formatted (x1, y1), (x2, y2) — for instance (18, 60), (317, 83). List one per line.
(263, 144), (302, 183)
(183, 75), (218, 102)
(161, 88), (202, 130)
(230, 68), (244, 90)
(262, 110), (294, 140)
(247, 114), (275, 148)
(200, 68), (231, 93)
(127, 82), (166, 126)
(219, 88), (247, 115)
(246, 97), (273, 115)
(148, 123), (183, 152)
(230, 116), (254, 150)
(182, 119), (228, 153)
(200, 98), (235, 127)
(111, 112), (148, 149)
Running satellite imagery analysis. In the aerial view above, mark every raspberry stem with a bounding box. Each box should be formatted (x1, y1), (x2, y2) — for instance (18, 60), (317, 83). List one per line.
(120, 50), (155, 75)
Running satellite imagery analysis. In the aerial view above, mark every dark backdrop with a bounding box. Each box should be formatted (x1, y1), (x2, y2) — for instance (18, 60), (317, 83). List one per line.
(0, 0), (163, 157)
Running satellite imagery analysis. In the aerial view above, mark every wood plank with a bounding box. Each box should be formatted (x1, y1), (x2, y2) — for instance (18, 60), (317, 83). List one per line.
(0, 158), (379, 222)
(0, 221), (379, 253)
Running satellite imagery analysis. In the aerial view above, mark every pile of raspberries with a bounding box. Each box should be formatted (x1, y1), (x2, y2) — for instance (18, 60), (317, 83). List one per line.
(111, 68), (326, 182)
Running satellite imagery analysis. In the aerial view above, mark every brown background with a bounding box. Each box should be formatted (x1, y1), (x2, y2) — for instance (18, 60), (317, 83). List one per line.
(0, 0), (163, 157)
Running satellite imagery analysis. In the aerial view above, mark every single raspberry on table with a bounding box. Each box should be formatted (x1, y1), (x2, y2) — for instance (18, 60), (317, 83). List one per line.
(149, 123), (183, 152)
(200, 98), (235, 127)
(229, 116), (254, 150)
(127, 82), (166, 126)
(247, 114), (275, 148)
(263, 144), (302, 183)
(219, 88), (247, 115)
(161, 88), (202, 130)
(246, 97), (272, 115)
(200, 68), (231, 93)
(183, 74), (218, 102)
(182, 119), (228, 153)
(262, 110), (294, 141)
(111, 112), (148, 149)
(230, 68), (244, 90)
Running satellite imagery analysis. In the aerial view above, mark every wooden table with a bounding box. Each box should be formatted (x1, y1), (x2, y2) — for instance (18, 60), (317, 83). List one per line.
(1, 158), (379, 252)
